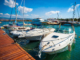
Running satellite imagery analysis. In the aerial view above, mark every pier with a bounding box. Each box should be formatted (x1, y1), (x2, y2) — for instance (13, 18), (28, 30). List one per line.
(0, 29), (35, 60)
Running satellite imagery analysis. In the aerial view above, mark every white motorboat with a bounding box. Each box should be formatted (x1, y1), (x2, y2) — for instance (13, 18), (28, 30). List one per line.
(31, 18), (48, 25)
(10, 27), (33, 37)
(3, 24), (9, 28)
(18, 28), (55, 40)
(10, 30), (26, 37)
(39, 26), (75, 54)
(3, 23), (18, 29)
(9, 26), (30, 31)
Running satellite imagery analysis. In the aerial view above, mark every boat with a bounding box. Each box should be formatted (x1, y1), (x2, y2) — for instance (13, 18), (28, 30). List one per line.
(10, 30), (28, 37)
(31, 18), (48, 26)
(3, 0), (18, 30)
(39, 25), (75, 54)
(18, 28), (55, 40)
(38, 3), (76, 56)
(68, 21), (78, 26)
(64, 2), (80, 26)
(3, 22), (16, 29)
(10, 27), (34, 37)
(8, 26), (30, 31)
(47, 18), (59, 25)
(4, 0), (31, 32)
(10, 30), (25, 36)
(5, 24), (31, 32)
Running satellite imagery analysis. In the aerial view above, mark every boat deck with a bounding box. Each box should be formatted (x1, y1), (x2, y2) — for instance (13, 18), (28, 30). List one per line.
(0, 29), (35, 60)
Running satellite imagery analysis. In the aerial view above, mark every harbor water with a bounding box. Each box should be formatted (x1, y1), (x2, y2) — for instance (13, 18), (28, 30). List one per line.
(0, 21), (80, 60)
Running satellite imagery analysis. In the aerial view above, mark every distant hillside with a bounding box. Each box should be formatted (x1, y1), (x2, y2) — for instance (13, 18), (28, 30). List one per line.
(0, 17), (33, 20)
(0, 18), (33, 22)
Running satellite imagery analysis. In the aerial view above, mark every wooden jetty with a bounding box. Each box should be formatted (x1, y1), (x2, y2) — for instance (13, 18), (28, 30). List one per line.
(0, 29), (35, 60)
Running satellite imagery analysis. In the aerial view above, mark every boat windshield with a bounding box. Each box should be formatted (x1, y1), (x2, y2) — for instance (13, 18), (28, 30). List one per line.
(54, 28), (74, 34)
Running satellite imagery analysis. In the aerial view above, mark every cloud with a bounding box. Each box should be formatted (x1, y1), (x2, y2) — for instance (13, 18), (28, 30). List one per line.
(11, 14), (22, 17)
(45, 11), (60, 16)
(67, 8), (74, 12)
(18, 6), (33, 13)
(0, 13), (10, 17)
(0, 13), (29, 18)
(67, 4), (80, 12)
(4, 0), (18, 8)
(4, 13), (10, 16)
(0, 13), (3, 15)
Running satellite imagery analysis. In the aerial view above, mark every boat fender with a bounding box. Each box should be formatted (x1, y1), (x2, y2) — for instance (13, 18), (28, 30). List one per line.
(43, 45), (46, 48)
(42, 45), (46, 50)
(75, 34), (77, 38)
(73, 39), (75, 43)
(79, 36), (80, 38)
(68, 44), (71, 51)
(1, 27), (4, 29)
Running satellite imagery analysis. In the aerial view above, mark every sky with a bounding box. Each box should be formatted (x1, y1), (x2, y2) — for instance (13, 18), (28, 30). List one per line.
(0, 0), (80, 19)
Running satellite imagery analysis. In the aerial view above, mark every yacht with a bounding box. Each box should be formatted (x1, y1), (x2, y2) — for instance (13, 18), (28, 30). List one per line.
(39, 25), (75, 54)
(10, 27), (33, 37)
(18, 28), (55, 40)
(31, 18), (47, 26)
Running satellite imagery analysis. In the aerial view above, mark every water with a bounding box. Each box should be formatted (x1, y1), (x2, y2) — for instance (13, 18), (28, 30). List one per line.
(0, 21), (80, 60)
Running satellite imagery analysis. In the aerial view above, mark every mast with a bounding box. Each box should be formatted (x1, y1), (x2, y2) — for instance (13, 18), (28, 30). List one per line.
(77, 4), (79, 22)
(57, 13), (59, 20)
(73, 2), (76, 22)
(23, 0), (25, 27)
(15, 0), (17, 23)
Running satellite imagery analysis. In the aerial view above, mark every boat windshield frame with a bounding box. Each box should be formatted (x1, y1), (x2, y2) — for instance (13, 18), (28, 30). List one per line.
(54, 28), (74, 34)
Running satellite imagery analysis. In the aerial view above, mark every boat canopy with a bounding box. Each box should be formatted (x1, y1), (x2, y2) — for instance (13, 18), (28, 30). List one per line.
(16, 23), (23, 26)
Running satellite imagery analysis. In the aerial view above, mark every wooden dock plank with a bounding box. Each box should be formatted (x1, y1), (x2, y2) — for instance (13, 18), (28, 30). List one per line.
(0, 29), (35, 60)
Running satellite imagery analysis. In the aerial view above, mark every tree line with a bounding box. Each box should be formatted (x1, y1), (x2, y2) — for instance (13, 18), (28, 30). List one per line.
(58, 18), (80, 21)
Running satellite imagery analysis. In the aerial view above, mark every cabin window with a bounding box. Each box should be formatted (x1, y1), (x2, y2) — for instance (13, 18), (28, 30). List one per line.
(52, 35), (59, 38)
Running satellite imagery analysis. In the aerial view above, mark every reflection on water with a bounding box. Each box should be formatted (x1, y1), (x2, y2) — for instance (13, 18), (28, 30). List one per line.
(44, 51), (71, 60)
(44, 44), (76, 60)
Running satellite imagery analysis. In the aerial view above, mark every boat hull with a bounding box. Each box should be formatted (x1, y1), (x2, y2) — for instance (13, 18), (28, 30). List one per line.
(40, 31), (75, 54)
(25, 35), (43, 40)
(42, 37), (74, 54)
(44, 45), (68, 54)
(19, 35), (44, 40)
